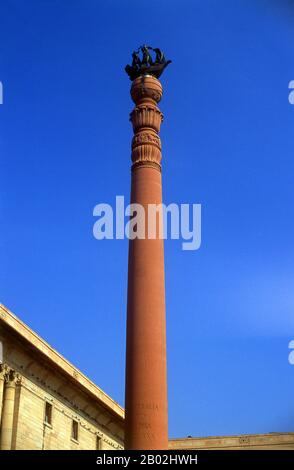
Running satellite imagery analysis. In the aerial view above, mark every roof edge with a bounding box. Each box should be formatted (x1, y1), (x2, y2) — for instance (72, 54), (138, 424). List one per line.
(0, 304), (124, 421)
(169, 432), (294, 442)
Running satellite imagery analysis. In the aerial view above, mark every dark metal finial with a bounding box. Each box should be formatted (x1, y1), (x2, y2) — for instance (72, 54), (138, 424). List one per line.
(125, 46), (171, 81)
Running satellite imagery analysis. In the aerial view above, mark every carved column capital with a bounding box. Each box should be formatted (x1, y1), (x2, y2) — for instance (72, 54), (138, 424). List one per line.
(3, 367), (19, 386)
(130, 75), (164, 172)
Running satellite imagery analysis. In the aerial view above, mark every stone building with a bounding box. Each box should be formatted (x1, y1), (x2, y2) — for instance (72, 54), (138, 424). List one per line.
(169, 433), (294, 450)
(0, 303), (293, 450)
(0, 304), (124, 450)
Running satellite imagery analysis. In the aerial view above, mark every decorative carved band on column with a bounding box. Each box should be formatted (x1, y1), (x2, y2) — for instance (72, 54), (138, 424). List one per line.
(130, 75), (164, 173)
(0, 366), (19, 450)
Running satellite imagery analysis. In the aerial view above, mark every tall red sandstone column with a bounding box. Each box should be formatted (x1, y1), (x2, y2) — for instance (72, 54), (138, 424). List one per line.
(125, 73), (168, 450)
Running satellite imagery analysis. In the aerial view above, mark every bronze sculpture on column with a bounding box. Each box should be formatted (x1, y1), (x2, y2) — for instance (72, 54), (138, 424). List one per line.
(124, 47), (171, 450)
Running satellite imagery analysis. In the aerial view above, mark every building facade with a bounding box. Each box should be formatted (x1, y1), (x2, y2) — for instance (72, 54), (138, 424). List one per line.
(169, 433), (294, 450)
(0, 304), (124, 450)
(0, 303), (293, 450)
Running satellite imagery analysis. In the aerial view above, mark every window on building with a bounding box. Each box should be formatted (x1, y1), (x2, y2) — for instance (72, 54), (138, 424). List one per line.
(71, 419), (79, 442)
(44, 402), (52, 426)
(96, 435), (102, 450)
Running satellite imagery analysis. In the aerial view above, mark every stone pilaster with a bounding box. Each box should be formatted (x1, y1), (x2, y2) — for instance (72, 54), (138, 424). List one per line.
(0, 367), (18, 450)
(0, 364), (7, 427)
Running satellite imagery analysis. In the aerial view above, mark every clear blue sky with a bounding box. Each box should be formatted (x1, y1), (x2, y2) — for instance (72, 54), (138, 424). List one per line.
(1, 0), (294, 438)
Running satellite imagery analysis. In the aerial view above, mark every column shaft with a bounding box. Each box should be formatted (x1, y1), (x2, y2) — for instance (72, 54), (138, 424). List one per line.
(0, 368), (4, 426)
(0, 370), (16, 450)
(125, 75), (168, 450)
